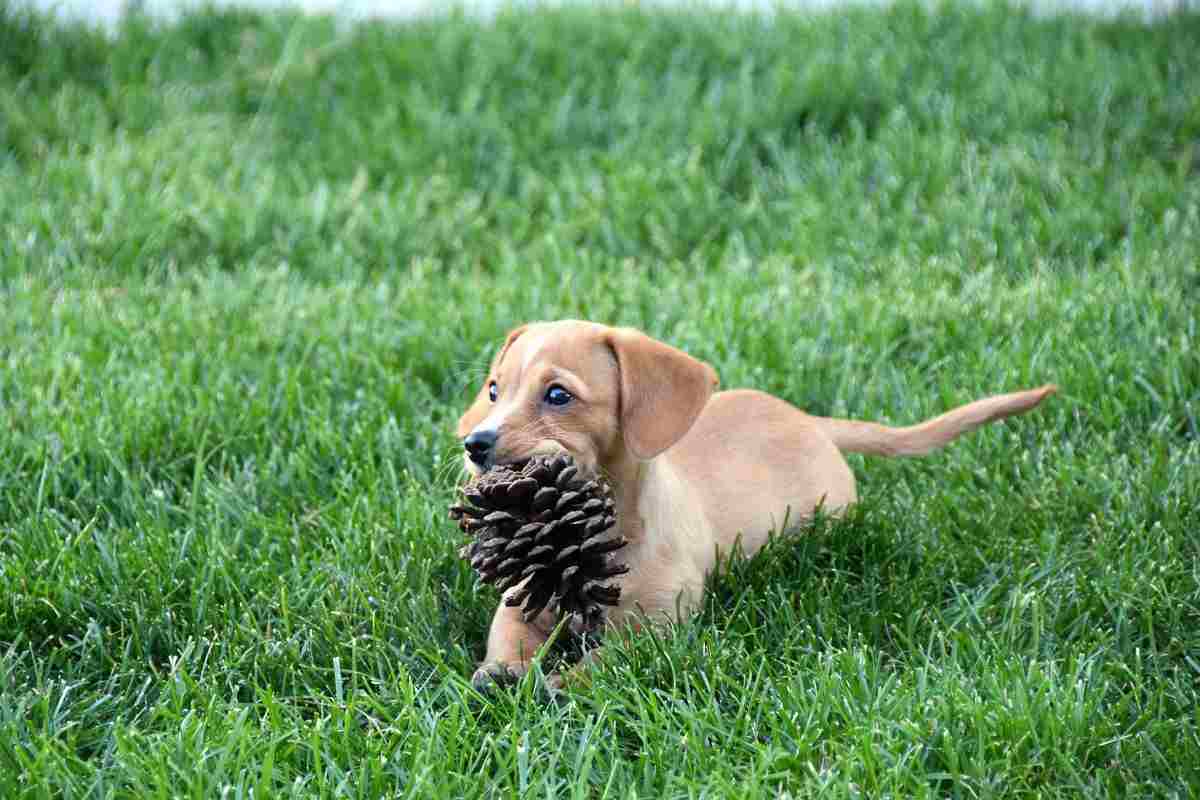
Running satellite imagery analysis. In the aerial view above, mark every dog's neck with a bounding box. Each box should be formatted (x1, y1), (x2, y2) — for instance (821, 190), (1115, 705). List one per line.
(602, 450), (676, 546)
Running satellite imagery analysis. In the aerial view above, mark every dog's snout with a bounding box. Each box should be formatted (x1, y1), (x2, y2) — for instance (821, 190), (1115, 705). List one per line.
(464, 429), (497, 465)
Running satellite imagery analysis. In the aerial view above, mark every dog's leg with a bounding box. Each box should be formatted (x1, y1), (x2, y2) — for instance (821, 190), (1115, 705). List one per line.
(546, 646), (607, 691)
(546, 612), (651, 690)
(472, 602), (551, 690)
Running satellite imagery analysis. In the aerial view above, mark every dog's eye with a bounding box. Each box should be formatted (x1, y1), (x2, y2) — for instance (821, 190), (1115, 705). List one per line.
(488, 381), (498, 402)
(544, 385), (572, 406)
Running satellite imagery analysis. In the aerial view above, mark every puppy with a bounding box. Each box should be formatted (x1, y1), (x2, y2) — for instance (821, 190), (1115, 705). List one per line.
(457, 320), (1055, 687)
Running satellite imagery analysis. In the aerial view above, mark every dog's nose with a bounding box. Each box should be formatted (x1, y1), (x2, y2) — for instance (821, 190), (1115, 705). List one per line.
(463, 429), (497, 465)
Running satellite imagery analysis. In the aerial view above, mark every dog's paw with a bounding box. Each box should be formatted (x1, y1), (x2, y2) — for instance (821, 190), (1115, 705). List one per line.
(470, 661), (526, 692)
(547, 664), (594, 693)
(471, 662), (567, 704)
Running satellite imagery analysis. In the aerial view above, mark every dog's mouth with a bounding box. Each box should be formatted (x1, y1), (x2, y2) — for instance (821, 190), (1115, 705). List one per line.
(479, 458), (528, 474)
(468, 443), (581, 477)
(464, 455), (540, 477)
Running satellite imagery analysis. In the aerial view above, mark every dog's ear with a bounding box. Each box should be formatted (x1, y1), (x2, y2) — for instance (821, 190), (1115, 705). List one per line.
(605, 328), (718, 461)
(456, 325), (528, 438)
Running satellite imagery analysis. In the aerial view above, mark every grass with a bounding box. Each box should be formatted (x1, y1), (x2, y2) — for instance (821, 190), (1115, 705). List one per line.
(1, 0), (1199, 795)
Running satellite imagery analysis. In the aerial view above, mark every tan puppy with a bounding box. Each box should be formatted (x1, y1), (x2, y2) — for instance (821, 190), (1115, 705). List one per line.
(456, 320), (1055, 687)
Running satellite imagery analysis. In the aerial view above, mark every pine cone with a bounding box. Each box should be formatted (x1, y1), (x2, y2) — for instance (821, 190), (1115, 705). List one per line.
(450, 454), (627, 634)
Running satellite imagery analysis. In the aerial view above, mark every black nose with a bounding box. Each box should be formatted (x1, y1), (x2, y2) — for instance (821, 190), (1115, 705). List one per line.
(463, 429), (497, 465)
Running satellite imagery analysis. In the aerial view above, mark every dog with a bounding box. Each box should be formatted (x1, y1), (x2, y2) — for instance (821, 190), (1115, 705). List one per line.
(456, 320), (1055, 688)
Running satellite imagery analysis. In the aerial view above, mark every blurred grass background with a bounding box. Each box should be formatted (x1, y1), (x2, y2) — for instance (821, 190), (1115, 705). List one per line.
(1, 1), (1199, 796)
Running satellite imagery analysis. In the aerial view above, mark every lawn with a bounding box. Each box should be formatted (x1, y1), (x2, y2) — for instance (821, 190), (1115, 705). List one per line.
(1, 0), (1199, 795)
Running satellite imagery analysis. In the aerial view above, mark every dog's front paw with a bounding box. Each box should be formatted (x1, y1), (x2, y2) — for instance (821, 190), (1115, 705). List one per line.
(471, 661), (527, 692)
(546, 661), (594, 693)
(472, 662), (566, 703)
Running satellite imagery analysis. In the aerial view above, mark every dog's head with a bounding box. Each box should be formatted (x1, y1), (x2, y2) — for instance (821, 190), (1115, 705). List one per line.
(456, 321), (718, 477)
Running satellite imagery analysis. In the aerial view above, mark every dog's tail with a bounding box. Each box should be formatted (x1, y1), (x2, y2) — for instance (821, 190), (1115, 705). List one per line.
(814, 384), (1057, 457)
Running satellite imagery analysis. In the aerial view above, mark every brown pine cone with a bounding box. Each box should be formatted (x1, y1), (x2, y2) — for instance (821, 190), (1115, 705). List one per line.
(450, 454), (627, 634)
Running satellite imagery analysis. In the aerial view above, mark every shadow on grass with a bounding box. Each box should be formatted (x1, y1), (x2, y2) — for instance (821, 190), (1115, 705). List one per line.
(698, 500), (930, 644)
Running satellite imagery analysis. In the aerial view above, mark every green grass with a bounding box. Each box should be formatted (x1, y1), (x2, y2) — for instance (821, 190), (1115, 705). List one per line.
(2, 0), (1199, 795)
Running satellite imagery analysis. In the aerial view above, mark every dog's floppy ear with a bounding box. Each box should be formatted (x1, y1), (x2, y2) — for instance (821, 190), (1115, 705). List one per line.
(605, 327), (718, 461)
(456, 325), (528, 438)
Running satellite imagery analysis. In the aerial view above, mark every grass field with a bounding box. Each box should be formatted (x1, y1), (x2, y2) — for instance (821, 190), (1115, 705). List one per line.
(2, 0), (1200, 795)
